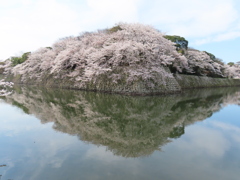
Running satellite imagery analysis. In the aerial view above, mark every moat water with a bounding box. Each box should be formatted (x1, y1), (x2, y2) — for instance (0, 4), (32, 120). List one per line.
(0, 86), (239, 180)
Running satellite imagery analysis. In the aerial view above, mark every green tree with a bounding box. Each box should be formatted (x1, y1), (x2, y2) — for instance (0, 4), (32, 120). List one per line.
(163, 35), (188, 50)
(203, 51), (216, 60)
(227, 62), (235, 66)
(11, 52), (31, 66)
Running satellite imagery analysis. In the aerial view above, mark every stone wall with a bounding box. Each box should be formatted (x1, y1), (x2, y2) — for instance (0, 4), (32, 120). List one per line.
(5, 67), (240, 95)
(175, 74), (240, 89)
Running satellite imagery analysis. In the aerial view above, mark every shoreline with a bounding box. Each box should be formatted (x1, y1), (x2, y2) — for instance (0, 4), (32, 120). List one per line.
(6, 74), (240, 96)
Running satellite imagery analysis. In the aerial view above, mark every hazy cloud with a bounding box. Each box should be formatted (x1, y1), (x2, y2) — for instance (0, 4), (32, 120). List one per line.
(0, 0), (79, 59)
(184, 126), (230, 158)
(142, 0), (238, 37)
(0, 0), (240, 60)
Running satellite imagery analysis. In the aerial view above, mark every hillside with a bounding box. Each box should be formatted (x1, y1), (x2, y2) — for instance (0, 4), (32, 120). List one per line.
(1, 23), (240, 94)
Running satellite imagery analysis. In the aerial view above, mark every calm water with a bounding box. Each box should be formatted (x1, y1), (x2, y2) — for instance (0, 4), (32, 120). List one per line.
(0, 86), (240, 180)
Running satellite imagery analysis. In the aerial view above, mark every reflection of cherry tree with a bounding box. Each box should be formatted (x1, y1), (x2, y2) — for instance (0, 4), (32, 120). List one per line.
(3, 86), (240, 157)
(0, 80), (13, 96)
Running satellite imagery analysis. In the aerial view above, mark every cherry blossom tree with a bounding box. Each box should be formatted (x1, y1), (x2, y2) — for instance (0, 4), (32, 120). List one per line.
(3, 22), (240, 92)
(224, 64), (240, 79)
(7, 23), (188, 90)
(184, 49), (225, 77)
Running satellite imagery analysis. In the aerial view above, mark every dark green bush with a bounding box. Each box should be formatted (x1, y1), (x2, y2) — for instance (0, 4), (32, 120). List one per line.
(203, 51), (216, 60)
(227, 62), (235, 66)
(107, 25), (123, 33)
(163, 35), (188, 50)
(177, 49), (185, 55)
(0, 68), (4, 74)
(163, 35), (186, 42)
(12, 100), (29, 114)
(214, 58), (224, 65)
(11, 52), (31, 66)
(204, 51), (225, 65)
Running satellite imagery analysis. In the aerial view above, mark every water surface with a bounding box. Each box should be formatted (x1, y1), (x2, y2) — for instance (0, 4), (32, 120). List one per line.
(0, 86), (240, 180)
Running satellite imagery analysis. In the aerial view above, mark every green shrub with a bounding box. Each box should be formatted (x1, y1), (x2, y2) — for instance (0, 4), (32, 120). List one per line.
(227, 62), (235, 66)
(11, 52), (31, 66)
(107, 25), (123, 33)
(163, 35), (188, 50)
(12, 100), (29, 114)
(214, 58), (224, 65)
(203, 51), (225, 65)
(177, 49), (185, 55)
(203, 51), (216, 60)
(0, 68), (4, 74)
(163, 35), (186, 42)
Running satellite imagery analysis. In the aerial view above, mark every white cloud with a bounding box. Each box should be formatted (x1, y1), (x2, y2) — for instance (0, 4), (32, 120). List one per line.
(194, 38), (213, 45)
(0, 0), (142, 60)
(193, 30), (240, 45)
(87, 0), (140, 19)
(79, 0), (140, 30)
(177, 125), (230, 158)
(213, 31), (240, 42)
(211, 121), (240, 132)
(143, 0), (238, 38)
(85, 146), (124, 163)
(0, 0), (80, 60)
(0, 0), (240, 60)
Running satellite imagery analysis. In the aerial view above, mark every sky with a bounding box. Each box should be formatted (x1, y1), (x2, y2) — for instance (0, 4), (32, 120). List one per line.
(0, 0), (240, 63)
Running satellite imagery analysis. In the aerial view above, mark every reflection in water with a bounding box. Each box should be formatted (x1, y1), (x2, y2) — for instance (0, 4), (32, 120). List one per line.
(2, 86), (240, 157)
(0, 80), (13, 96)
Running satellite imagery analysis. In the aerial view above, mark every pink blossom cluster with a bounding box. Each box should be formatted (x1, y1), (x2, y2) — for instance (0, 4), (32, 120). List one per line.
(9, 23), (188, 88)
(185, 49), (225, 77)
(224, 64), (240, 79)
(5, 23), (240, 89)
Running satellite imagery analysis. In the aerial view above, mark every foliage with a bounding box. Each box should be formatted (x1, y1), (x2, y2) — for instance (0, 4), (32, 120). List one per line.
(224, 64), (240, 79)
(10, 52), (31, 66)
(227, 62), (235, 66)
(5, 86), (239, 157)
(107, 25), (123, 33)
(12, 100), (29, 114)
(0, 68), (4, 74)
(203, 51), (216, 60)
(3, 22), (240, 84)
(185, 49), (225, 77)
(10, 57), (22, 66)
(163, 35), (187, 42)
(214, 58), (224, 65)
(0, 62), (5, 74)
(177, 49), (185, 55)
(9, 23), (188, 88)
(163, 35), (188, 49)
(203, 51), (224, 66)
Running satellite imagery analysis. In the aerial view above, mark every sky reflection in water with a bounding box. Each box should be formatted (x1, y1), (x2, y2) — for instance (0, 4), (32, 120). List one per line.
(0, 87), (239, 180)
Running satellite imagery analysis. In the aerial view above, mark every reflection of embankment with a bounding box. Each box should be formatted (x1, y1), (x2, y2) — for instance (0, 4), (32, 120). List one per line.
(2, 87), (240, 157)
